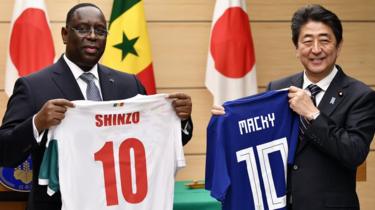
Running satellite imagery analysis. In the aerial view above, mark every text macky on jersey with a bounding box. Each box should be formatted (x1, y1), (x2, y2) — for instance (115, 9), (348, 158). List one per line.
(238, 113), (275, 135)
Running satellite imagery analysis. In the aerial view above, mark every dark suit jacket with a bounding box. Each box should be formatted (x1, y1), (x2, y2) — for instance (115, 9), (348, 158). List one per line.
(267, 65), (375, 210)
(0, 57), (193, 210)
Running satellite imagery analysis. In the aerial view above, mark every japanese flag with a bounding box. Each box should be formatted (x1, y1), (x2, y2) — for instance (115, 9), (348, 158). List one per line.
(5, 0), (55, 96)
(205, 0), (257, 105)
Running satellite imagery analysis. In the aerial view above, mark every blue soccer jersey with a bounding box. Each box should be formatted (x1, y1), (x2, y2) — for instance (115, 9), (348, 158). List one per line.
(205, 90), (299, 210)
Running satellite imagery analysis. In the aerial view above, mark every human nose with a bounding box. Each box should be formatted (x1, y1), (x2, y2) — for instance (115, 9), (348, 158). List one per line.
(87, 27), (97, 39)
(311, 40), (322, 54)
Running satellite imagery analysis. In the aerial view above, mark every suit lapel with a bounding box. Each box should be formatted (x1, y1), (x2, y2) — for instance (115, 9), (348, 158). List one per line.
(297, 66), (349, 154)
(51, 59), (119, 101)
(98, 65), (117, 101)
(290, 72), (304, 87)
(318, 67), (348, 116)
(51, 57), (84, 100)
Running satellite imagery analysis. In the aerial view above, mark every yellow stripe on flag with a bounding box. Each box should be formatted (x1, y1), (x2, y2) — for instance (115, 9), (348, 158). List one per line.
(102, 2), (152, 75)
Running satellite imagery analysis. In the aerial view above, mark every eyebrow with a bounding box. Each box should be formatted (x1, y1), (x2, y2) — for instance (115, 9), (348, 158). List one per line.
(76, 22), (106, 27)
(302, 33), (330, 39)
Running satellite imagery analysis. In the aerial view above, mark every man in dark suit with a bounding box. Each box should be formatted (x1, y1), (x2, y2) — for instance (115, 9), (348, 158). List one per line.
(212, 4), (375, 210)
(0, 3), (193, 210)
(267, 5), (375, 210)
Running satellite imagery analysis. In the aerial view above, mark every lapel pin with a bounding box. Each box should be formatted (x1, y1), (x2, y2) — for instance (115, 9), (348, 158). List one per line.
(330, 97), (336, 104)
(338, 91), (343, 97)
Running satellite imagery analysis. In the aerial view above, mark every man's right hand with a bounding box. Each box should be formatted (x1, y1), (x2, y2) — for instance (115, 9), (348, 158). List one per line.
(211, 104), (225, 115)
(34, 99), (74, 133)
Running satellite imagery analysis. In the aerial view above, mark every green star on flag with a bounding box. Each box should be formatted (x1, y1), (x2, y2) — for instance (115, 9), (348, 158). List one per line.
(114, 32), (139, 60)
(102, 0), (156, 94)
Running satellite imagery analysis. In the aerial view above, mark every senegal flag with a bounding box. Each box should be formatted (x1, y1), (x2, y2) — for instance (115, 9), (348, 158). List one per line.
(102, 0), (156, 94)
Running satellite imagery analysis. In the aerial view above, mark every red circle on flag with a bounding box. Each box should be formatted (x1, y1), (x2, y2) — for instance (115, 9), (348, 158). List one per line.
(10, 8), (55, 76)
(210, 7), (255, 78)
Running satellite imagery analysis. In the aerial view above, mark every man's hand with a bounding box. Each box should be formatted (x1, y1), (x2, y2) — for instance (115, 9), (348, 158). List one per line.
(168, 93), (192, 120)
(211, 104), (225, 115)
(34, 99), (75, 133)
(288, 86), (319, 120)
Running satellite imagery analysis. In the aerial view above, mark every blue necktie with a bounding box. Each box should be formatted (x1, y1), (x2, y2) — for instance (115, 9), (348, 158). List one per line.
(299, 84), (322, 137)
(80, 72), (102, 101)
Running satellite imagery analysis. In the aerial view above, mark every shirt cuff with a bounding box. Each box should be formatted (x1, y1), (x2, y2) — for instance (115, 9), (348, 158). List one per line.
(32, 115), (45, 143)
(310, 111), (320, 121)
(181, 120), (190, 135)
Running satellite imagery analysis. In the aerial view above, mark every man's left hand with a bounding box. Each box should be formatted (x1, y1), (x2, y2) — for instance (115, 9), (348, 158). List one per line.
(288, 86), (319, 120)
(168, 93), (192, 120)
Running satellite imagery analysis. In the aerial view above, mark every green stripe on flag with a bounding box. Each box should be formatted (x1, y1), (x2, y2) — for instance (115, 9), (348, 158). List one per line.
(109, 0), (141, 27)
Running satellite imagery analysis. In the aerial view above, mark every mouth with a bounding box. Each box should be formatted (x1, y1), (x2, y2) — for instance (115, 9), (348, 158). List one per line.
(309, 57), (325, 65)
(83, 46), (99, 55)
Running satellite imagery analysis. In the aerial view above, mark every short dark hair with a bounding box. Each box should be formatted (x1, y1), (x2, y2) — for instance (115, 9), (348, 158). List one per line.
(291, 4), (342, 47)
(66, 3), (104, 26)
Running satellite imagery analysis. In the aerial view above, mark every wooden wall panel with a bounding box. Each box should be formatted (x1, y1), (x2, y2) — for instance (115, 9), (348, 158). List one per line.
(0, 0), (14, 22)
(0, 24), (10, 90)
(143, 0), (215, 21)
(50, 23), (66, 58)
(0, 0), (77, 22)
(338, 23), (375, 85)
(2, 0), (375, 22)
(357, 152), (375, 210)
(176, 155), (206, 181)
(88, 0), (114, 20)
(158, 88), (213, 155)
(357, 162), (366, 182)
(247, 0), (375, 21)
(91, 0), (375, 21)
(0, 92), (8, 121)
(149, 22), (210, 88)
(253, 22), (299, 86)
(45, 0), (78, 22)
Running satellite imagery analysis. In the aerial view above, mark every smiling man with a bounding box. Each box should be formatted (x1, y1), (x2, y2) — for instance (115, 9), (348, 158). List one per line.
(0, 3), (193, 210)
(210, 4), (375, 210)
(267, 4), (375, 210)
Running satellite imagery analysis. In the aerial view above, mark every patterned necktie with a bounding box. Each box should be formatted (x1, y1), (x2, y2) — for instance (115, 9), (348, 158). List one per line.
(80, 72), (102, 101)
(299, 84), (322, 137)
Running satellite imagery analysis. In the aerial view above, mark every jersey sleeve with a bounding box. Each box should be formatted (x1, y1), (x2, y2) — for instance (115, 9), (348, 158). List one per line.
(38, 139), (60, 196)
(205, 116), (230, 201)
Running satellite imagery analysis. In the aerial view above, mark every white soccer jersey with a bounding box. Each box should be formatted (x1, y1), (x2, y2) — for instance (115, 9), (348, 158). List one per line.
(38, 94), (185, 210)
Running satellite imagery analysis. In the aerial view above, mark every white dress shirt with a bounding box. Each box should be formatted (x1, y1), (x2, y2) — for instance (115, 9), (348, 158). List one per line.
(302, 66), (338, 106)
(63, 54), (103, 100)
